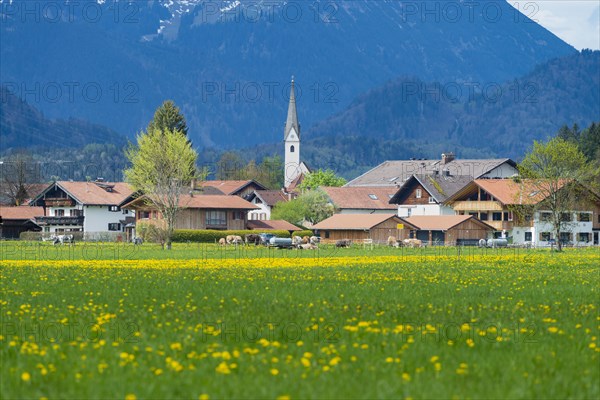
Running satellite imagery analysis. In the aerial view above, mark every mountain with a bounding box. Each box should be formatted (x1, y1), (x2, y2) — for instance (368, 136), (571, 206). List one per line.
(249, 50), (600, 177)
(0, 0), (576, 149)
(0, 86), (126, 149)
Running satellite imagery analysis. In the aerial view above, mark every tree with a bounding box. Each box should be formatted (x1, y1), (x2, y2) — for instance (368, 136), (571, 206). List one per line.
(271, 189), (333, 227)
(299, 169), (346, 190)
(147, 100), (189, 136)
(0, 151), (38, 205)
(124, 127), (198, 250)
(518, 137), (598, 251)
(216, 151), (246, 180)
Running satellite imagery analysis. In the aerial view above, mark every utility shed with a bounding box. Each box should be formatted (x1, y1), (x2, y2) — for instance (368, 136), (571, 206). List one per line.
(404, 215), (494, 246)
(312, 214), (417, 244)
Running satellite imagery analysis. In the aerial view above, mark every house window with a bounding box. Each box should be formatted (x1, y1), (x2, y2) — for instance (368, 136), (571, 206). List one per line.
(109, 206), (120, 212)
(55, 209), (64, 217)
(324, 231), (330, 239)
(479, 212), (488, 221)
(506, 212), (513, 221)
(255, 198), (263, 204)
(559, 232), (572, 243)
(428, 197), (436, 204)
(492, 212), (502, 221)
(232, 211), (245, 220)
(290, 145), (295, 153)
(540, 232), (552, 241)
(122, 209), (129, 215)
(560, 213), (572, 222)
(407, 208), (412, 217)
(139, 211), (150, 219)
(70, 209), (81, 217)
(44, 227), (50, 233)
(578, 213), (591, 222)
(206, 211), (226, 226)
(539, 212), (552, 222)
(108, 223), (120, 231)
(415, 189), (422, 199)
(524, 232), (532, 241)
(578, 232), (590, 242)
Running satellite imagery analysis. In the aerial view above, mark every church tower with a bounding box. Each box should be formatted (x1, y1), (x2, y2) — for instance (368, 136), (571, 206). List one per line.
(284, 77), (301, 188)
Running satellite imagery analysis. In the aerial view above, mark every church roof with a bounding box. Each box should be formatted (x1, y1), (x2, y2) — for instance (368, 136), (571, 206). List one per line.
(284, 77), (300, 140)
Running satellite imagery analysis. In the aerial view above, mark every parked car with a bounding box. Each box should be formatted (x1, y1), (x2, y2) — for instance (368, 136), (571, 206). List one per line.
(258, 233), (276, 246)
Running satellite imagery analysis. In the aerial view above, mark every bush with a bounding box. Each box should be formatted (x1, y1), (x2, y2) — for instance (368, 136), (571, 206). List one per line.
(19, 231), (42, 241)
(292, 230), (314, 238)
(137, 221), (168, 245)
(172, 229), (292, 243)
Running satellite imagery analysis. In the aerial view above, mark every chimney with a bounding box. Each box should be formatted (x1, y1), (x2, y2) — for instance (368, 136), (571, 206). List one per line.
(442, 152), (455, 164)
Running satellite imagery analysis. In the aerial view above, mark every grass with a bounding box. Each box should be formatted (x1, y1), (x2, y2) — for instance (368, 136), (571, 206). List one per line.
(1, 245), (598, 399)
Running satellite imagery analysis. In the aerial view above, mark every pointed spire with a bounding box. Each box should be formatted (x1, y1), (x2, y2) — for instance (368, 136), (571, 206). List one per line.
(284, 76), (300, 140)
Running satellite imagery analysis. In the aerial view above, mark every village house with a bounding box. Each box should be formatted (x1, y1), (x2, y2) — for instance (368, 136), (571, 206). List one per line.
(0, 206), (44, 239)
(29, 180), (134, 238)
(247, 190), (295, 220)
(445, 179), (600, 246)
(312, 213), (418, 244)
(345, 153), (518, 187)
(320, 186), (398, 214)
(403, 215), (495, 246)
(389, 174), (473, 217)
(122, 194), (258, 231)
(198, 180), (267, 200)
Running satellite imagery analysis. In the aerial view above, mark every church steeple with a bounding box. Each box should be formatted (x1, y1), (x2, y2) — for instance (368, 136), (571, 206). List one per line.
(284, 76), (300, 140)
(284, 76), (301, 188)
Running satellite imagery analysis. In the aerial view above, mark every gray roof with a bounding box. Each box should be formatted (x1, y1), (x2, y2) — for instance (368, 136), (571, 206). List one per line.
(346, 158), (516, 187)
(389, 174), (474, 204)
(284, 78), (300, 140)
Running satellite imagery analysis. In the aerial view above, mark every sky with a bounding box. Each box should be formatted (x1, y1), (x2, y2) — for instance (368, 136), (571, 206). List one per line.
(510, 1), (600, 50)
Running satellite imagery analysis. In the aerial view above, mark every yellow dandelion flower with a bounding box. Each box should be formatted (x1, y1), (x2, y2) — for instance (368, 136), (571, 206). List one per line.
(125, 395), (136, 400)
(21, 372), (31, 382)
(402, 372), (411, 382)
(270, 368), (279, 376)
(198, 395), (209, 400)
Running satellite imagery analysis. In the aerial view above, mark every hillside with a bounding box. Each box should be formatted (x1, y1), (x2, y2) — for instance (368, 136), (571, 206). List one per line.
(0, 0), (575, 148)
(291, 50), (600, 174)
(0, 86), (126, 149)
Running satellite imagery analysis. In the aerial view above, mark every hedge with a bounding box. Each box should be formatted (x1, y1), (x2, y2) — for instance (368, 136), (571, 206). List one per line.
(172, 229), (292, 243)
(292, 230), (314, 238)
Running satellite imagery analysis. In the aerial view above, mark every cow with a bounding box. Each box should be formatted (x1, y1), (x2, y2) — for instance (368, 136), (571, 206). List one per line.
(403, 238), (422, 248)
(292, 236), (303, 246)
(387, 236), (398, 247)
(218, 238), (227, 246)
(302, 236), (310, 244)
(309, 236), (320, 245)
(226, 235), (244, 245)
(245, 234), (261, 246)
(299, 243), (318, 250)
(53, 234), (74, 246)
(335, 239), (351, 248)
(132, 237), (143, 245)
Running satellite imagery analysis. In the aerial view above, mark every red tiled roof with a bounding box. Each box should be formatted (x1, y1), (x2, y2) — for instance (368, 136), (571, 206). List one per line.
(473, 179), (563, 205)
(254, 190), (291, 207)
(405, 215), (493, 231)
(312, 213), (412, 230)
(321, 186), (397, 210)
(247, 220), (302, 231)
(200, 180), (262, 195)
(0, 206), (45, 220)
(49, 181), (134, 205)
(123, 194), (258, 210)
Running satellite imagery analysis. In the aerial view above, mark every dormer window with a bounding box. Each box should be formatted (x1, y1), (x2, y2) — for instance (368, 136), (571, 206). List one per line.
(368, 194), (378, 200)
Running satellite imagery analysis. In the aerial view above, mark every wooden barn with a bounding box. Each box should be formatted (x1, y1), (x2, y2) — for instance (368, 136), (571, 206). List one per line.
(404, 215), (494, 246)
(312, 214), (417, 244)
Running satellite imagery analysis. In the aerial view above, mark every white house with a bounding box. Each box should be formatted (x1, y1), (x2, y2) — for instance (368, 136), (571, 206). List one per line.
(30, 180), (134, 239)
(247, 190), (294, 220)
(445, 179), (600, 246)
(389, 174), (473, 217)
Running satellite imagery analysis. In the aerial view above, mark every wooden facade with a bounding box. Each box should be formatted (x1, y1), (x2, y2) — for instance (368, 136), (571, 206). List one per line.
(317, 218), (413, 244)
(135, 208), (248, 231)
(394, 181), (435, 205)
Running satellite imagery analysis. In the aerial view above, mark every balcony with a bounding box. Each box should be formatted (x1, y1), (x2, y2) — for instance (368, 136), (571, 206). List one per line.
(452, 201), (503, 212)
(44, 197), (75, 207)
(35, 216), (84, 226)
